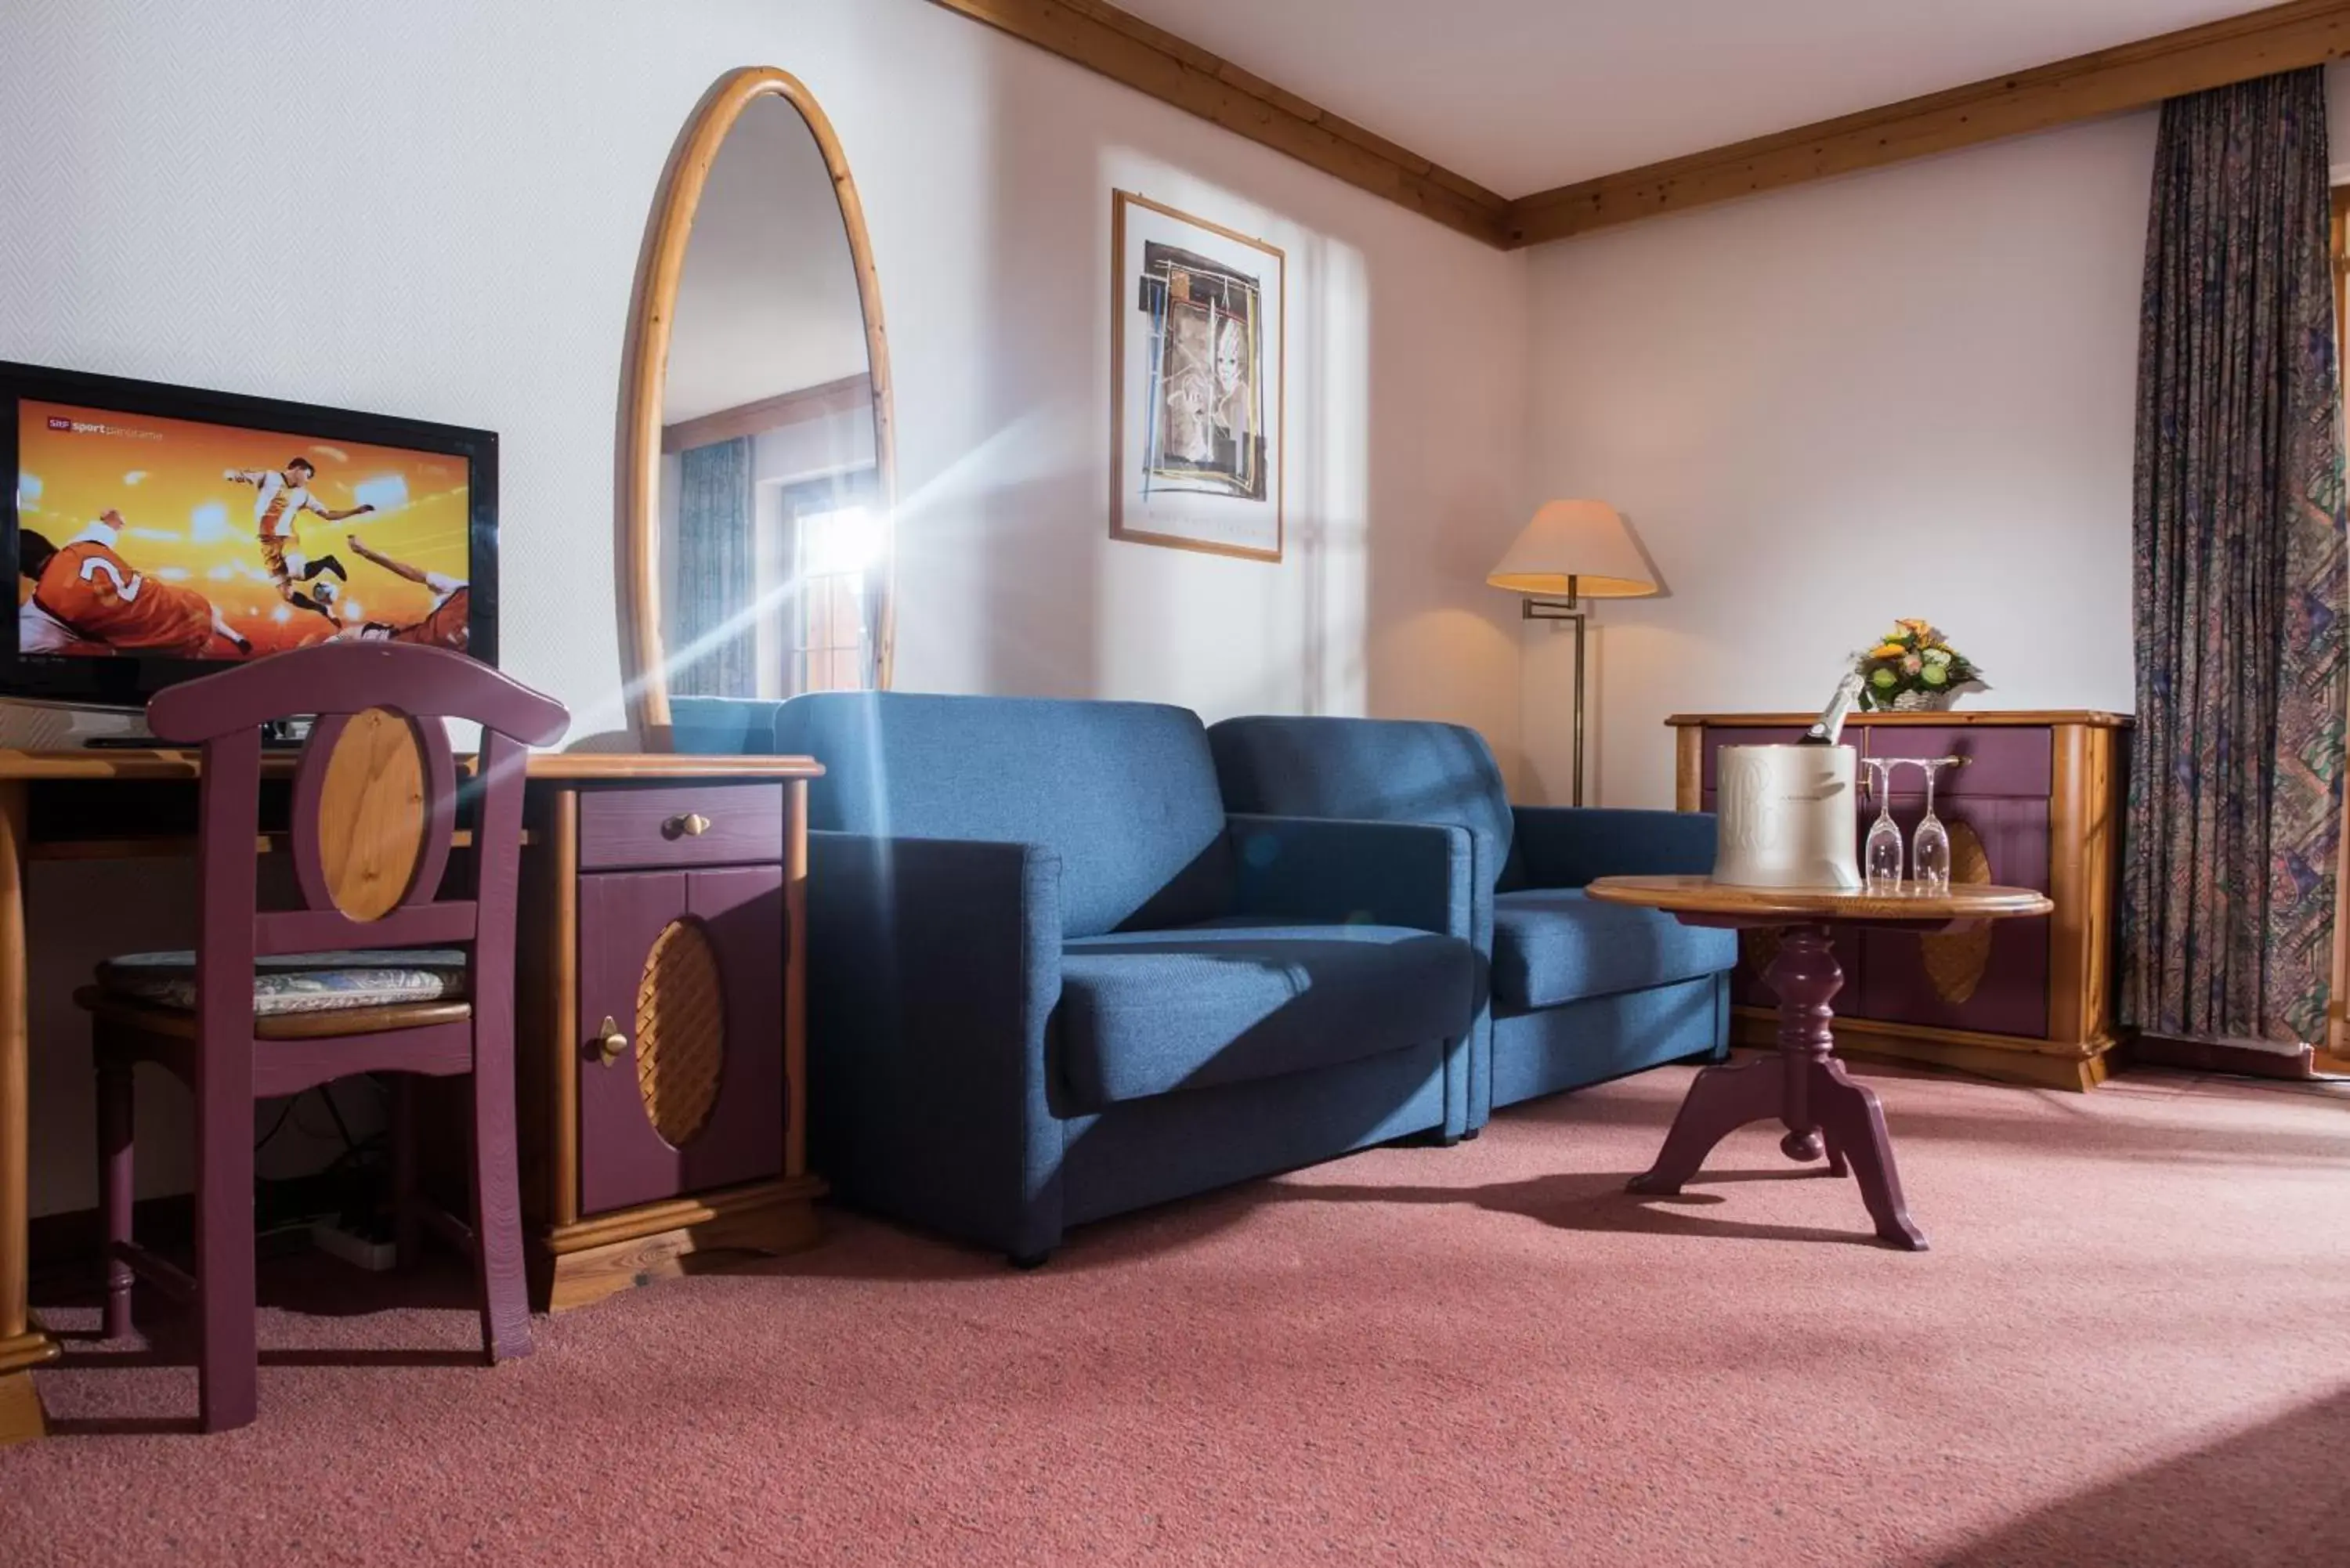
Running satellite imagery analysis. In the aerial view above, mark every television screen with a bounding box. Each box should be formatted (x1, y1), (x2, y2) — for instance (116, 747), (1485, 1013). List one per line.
(3, 362), (496, 707)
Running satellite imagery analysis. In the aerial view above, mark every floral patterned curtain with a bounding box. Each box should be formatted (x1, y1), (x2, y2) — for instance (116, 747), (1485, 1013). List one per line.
(674, 436), (756, 699)
(2124, 67), (2348, 1047)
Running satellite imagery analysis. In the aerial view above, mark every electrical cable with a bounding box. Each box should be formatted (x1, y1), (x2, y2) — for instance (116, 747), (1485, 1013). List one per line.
(255, 1093), (302, 1153)
(317, 1080), (359, 1155)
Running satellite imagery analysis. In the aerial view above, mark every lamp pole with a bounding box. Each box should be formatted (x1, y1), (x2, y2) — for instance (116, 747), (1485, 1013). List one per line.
(1520, 574), (1588, 807)
(1488, 500), (1655, 811)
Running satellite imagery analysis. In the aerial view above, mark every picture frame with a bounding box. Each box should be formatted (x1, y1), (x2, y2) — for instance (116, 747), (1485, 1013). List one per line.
(1109, 190), (1285, 562)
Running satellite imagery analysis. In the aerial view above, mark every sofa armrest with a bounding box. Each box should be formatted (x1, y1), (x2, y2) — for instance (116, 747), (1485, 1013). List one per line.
(1509, 806), (1717, 888)
(804, 831), (1066, 1255)
(1227, 813), (1473, 941)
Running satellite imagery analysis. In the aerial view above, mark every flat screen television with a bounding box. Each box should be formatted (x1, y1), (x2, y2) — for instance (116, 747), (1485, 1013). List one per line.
(2, 359), (497, 711)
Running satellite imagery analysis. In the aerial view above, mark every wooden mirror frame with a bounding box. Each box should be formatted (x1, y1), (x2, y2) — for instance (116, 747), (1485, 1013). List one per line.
(617, 66), (898, 748)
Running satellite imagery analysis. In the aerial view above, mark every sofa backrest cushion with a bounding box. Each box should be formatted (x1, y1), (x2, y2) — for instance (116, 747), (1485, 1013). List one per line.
(1206, 716), (1513, 891)
(776, 692), (1234, 938)
(667, 695), (782, 756)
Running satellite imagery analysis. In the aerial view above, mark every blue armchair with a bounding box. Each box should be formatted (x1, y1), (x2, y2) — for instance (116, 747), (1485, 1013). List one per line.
(772, 693), (1480, 1263)
(1207, 716), (1733, 1129)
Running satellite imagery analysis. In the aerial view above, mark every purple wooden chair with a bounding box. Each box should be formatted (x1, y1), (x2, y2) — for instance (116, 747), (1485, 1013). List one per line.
(76, 641), (568, 1432)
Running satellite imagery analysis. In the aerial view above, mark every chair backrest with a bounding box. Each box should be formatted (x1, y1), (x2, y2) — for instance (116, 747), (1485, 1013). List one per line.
(1207, 715), (1516, 891)
(146, 642), (570, 1038)
(773, 691), (1234, 938)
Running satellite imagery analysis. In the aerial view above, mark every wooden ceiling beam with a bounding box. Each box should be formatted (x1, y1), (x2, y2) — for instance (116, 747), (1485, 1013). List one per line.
(1506, 0), (2350, 247)
(930, 0), (2350, 252)
(924, 0), (1513, 246)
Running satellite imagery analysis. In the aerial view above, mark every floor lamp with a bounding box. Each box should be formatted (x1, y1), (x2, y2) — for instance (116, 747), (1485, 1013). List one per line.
(1488, 500), (1658, 806)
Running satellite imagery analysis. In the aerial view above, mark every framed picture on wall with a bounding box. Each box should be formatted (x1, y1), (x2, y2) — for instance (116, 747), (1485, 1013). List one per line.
(1110, 190), (1285, 562)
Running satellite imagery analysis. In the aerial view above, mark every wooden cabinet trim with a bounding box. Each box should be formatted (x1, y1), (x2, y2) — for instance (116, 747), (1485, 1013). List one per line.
(1673, 725), (1703, 814)
(785, 779), (809, 1179)
(2047, 724), (2091, 1046)
(0, 748), (823, 782)
(1667, 710), (2131, 729)
(549, 788), (581, 1229)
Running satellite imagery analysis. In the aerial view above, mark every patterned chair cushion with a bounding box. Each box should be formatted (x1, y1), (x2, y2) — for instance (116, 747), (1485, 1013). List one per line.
(96, 950), (470, 1016)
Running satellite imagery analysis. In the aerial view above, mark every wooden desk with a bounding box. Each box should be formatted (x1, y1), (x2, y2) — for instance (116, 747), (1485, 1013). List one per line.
(0, 748), (822, 1445)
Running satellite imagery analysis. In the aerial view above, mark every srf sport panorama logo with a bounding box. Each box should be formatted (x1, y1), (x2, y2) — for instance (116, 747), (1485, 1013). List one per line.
(46, 415), (160, 439)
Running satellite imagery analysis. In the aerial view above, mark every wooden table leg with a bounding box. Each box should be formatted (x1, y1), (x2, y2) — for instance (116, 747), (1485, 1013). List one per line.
(1629, 921), (1927, 1250)
(1625, 1056), (1777, 1194)
(0, 779), (57, 1444)
(1769, 923), (1841, 1165)
(1809, 1057), (1926, 1251)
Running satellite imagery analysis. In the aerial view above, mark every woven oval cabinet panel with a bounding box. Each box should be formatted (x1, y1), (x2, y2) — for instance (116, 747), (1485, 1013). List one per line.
(1914, 821), (1994, 1005)
(634, 918), (725, 1146)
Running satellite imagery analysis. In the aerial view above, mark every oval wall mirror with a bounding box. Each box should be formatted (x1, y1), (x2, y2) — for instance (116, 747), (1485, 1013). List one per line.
(619, 67), (896, 748)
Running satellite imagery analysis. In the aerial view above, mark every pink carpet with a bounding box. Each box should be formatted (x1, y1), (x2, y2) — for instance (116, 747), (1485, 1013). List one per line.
(4, 1060), (2346, 1566)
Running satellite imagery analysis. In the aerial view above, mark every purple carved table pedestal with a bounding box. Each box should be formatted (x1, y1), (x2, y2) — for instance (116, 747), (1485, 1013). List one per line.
(1585, 876), (2055, 1252)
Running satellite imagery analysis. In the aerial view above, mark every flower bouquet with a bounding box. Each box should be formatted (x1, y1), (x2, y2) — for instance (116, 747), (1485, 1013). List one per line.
(1854, 620), (1983, 711)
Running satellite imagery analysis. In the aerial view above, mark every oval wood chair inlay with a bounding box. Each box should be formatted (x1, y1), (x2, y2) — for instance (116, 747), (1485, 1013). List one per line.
(77, 641), (568, 1433)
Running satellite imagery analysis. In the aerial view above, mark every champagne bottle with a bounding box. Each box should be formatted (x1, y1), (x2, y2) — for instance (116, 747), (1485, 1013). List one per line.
(1799, 671), (1864, 746)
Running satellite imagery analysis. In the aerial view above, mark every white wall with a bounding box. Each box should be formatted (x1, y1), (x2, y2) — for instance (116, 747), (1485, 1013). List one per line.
(1522, 114), (2160, 808)
(0, 0), (1531, 1215)
(1524, 56), (2350, 811)
(0, 0), (1531, 755)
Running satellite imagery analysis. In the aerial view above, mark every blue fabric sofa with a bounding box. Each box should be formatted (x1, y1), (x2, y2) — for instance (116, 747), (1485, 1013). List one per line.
(669, 695), (779, 756)
(1206, 716), (1734, 1129)
(767, 692), (1481, 1263)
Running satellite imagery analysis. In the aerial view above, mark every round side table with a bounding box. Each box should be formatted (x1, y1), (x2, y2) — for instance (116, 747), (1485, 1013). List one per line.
(1585, 875), (2054, 1251)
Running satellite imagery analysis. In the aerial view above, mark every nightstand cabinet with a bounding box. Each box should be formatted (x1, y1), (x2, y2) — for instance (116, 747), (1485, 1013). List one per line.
(515, 760), (823, 1310)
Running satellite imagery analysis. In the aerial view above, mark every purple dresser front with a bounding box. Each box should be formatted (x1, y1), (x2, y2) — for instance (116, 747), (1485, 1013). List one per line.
(577, 865), (786, 1216)
(1867, 724), (2054, 1037)
(568, 779), (794, 1219)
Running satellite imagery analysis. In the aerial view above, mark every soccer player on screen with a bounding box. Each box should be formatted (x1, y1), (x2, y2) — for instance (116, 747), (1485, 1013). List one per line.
(224, 457), (374, 619)
(17, 511), (251, 656)
(341, 533), (469, 651)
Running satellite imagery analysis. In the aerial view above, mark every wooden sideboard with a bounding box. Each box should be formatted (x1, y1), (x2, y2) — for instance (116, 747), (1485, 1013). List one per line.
(1668, 711), (2131, 1091)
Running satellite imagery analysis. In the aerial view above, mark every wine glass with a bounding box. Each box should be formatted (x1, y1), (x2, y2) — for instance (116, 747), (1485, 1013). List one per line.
(1911, 758), (1953, 891)
(1862, 758), (1904, 890)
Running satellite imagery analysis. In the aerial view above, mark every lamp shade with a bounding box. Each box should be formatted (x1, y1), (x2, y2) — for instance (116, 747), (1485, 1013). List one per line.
(1487, 499), (1658, 598)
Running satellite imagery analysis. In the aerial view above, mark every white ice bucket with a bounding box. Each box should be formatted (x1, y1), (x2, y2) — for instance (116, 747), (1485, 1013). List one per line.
(1712, 744), (1861, 890)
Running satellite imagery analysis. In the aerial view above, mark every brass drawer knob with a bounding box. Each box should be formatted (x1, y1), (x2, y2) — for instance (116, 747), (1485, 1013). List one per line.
(665, 811), (713, 839)
(592, 1016), (629, 1066)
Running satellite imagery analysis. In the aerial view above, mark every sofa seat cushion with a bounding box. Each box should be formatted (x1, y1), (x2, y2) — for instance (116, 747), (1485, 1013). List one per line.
(1491, 889), (1735, 1010)
(1058, 921), (1474, 1110)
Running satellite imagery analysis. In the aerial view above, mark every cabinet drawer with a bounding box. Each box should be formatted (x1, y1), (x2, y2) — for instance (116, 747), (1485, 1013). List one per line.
(578, 783), (783, 870)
